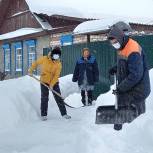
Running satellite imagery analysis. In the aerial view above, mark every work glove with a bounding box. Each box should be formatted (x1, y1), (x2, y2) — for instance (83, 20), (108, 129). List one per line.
(109, 68), (117, 75)
(108, 67), (117, 81)
(112, 89), (120, 95)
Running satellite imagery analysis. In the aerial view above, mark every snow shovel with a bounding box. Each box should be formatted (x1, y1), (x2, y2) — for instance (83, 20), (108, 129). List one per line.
(95, 75), (138, 124)
(28, 75), (76, 108)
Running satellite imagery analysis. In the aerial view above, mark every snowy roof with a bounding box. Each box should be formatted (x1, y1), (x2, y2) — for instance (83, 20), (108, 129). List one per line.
(0, 28), (43, 40)
(73, 19), (129, 35)
(18, 1), (153, 35)
(129, 18), (153, 25)
(25, 0), (83, 18)
(73, 17), (153, 35)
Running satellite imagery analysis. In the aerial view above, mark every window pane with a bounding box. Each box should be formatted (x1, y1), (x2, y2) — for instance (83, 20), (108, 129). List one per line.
(28, 46), (36, 67)
(43, 48), (50, 56)
(5, 49), (10, 71)
(16, 48), (22, 71)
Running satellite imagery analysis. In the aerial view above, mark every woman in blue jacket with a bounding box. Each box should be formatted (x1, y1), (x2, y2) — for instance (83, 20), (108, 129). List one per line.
(72, 48), (99, 106)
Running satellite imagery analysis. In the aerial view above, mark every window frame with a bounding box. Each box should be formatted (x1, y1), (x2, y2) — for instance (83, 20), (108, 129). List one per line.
(2, 44), (11, 74)
(28, 45), (36, 67)
(26, 40), (37, 74)
(15, 47), (22, 72)
(4, 48), (11, 72)
(14, 42), (23, 75)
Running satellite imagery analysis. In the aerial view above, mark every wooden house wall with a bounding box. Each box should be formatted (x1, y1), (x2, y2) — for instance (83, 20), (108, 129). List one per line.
(48, 15), (85, 28)
(130, 24), (153, 33)
(0, 0), (10, 28)
(0, 0), (40, 34)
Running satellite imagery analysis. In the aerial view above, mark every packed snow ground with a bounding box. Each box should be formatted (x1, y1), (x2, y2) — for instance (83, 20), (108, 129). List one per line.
(0, 70), (152, 153)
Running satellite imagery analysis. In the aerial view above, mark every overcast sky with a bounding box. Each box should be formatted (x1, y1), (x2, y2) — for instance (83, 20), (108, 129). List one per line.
(27, 0), (153, 19)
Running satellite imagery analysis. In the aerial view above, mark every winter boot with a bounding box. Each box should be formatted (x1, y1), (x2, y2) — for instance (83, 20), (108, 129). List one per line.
(62, 114), (71, 119)
(41, 116), (47, 121)
(81, 90), (86, 106)
(87, 90), (93, 105)
(114, 124), (123, 131)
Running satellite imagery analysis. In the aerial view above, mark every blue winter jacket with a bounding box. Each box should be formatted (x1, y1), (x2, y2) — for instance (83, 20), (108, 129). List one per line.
(115, 39), (151, 103)
(72, 55), (99, 86)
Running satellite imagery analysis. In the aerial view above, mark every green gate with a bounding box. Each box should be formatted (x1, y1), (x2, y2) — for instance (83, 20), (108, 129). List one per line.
(133, 35), (153, 69)
(60, 41), (116, 99)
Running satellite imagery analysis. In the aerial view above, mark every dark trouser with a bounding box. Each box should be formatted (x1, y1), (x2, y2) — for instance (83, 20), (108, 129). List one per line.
(81, 90), (93, 105)
(41, 82), (67, 116)
(114, 96), (146, 130)
(134, 101), (146, 116)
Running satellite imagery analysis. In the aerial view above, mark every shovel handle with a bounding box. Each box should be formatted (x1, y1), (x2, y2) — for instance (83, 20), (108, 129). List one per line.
(29, 75), (64, 100)
(114, 75), (118, 110)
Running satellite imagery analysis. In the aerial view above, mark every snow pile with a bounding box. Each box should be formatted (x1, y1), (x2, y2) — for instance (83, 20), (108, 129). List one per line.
(0, 74), (78, 130)
(0, 28), (43, 40)
(0, 70), (152, 153)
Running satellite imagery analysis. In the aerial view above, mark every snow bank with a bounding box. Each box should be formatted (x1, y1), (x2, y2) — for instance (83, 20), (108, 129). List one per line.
(0, 74), (78, 130)
(0, 70), (152, 153)
(0, 70), (152, 130)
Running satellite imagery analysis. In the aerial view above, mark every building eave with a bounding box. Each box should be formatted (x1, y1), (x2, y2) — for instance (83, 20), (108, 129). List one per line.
(0, 30), (48, 43)
(0, 25), (77, 44)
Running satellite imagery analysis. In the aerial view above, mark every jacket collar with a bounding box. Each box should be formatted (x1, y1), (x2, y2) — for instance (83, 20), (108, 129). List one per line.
(81, 55), (91, 60)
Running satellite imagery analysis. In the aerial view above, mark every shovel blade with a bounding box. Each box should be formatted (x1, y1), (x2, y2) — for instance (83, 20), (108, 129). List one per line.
(95, 105), (137, 124)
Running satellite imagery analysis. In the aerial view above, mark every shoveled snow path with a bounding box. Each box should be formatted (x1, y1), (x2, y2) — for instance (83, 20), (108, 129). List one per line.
(0, 105), (97, 153)
(0, 72), (152, 153)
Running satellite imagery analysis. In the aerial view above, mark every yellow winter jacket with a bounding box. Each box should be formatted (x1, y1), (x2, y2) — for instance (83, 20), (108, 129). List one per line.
(28, 56), (62, 87)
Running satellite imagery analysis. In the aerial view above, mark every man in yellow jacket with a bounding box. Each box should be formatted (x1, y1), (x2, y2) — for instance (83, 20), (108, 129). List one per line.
(28, 47), (71, 121)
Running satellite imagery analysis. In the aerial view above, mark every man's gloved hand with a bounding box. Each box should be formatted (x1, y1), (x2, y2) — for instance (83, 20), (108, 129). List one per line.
(108, 67), (117, 81)
(112, 89), (119, 95)
(109, 68), (117, 75)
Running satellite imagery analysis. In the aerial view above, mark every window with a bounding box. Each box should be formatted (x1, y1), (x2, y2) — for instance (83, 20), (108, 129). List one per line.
(14, 42), (23, 75)
(5, 49), (11, 72)
(16, 48), (22, 71)
(43, 47), (50, 56)
(28, 46), (36, 67)
(26, 40), (36, 68)
(2, 44), (11, 73)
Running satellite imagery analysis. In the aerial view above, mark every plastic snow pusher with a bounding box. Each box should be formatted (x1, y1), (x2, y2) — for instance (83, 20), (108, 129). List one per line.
(95, 75), (138, 124)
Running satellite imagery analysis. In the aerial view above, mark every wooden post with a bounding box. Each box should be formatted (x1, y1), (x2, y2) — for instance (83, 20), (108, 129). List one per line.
(87, 34), (90, 43)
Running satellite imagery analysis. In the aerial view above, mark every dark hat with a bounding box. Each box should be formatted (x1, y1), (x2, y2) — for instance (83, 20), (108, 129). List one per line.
(108, 21), (132, 42)
(108, 22), (130, 49)
(108, 26), (124, 44)
(51, 47), (61, 56)
(112, 21), (132, 34)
